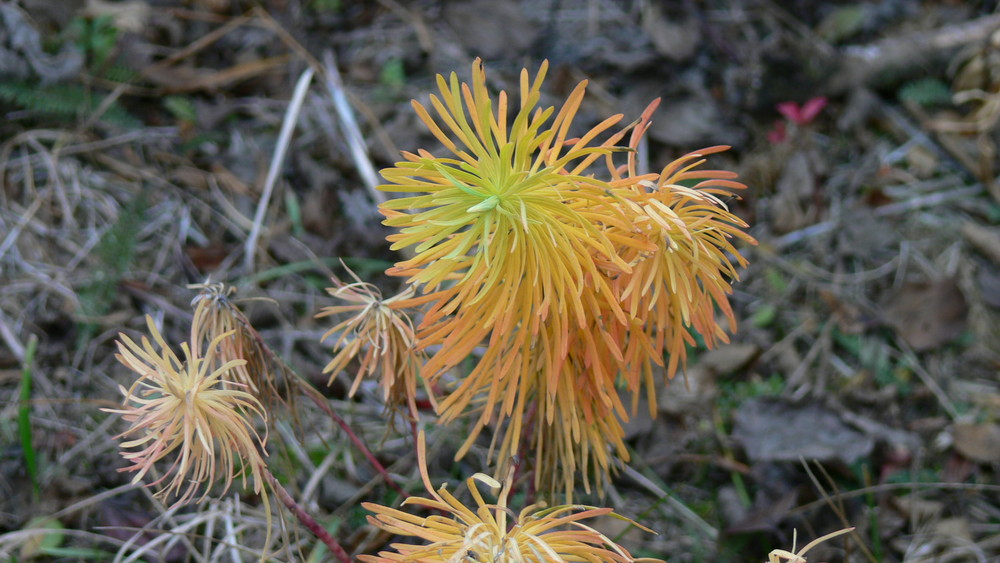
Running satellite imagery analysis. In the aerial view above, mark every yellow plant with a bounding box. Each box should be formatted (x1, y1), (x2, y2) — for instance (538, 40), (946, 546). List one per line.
(308, 60), (754, 500)
(609, 142), (755, 401)
(766, 528), (854, 563)
(365, 58), (755, 498)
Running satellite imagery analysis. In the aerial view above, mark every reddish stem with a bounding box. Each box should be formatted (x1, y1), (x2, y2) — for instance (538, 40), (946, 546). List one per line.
(238, 312), (407, 499)
(300, 384), (408, 499)
(266, 470), (351, 563)
(521, 400), (538, 505)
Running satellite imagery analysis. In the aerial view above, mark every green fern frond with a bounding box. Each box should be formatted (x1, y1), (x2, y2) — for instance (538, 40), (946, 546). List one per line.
(76, 191), (147, 347)
(0, 80), (142, 129)
(101, 64), (139, 84)
(898, 78), (953, 107)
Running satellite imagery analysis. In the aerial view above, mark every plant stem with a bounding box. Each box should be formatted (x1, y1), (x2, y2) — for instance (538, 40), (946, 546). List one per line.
(300, 384), (408, 498)
(19, 335), (39, 501)
(265, 470), (351, 563)
(234, 305), (407, 499)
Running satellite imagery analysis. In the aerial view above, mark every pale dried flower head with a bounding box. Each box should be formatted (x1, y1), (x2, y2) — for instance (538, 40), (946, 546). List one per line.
(317, 268), (430, 420)
(106, 315), (269, 507)
(189, 281), (289, 409)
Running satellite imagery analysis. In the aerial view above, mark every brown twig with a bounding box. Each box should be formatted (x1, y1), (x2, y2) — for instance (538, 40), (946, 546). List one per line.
(828, 13), (1000, 95)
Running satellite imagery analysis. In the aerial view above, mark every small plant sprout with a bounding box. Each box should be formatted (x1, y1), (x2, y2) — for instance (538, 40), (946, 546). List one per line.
(766, 527), (854, 563)
(107, 315), (269, 505)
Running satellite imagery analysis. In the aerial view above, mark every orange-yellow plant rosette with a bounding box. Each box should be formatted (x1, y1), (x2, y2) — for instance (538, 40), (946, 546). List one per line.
(366, 58), (755, 498)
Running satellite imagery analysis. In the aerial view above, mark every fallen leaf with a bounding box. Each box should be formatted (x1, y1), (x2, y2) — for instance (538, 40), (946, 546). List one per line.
(906, 145), (938, 178)
(641, 3), (700, 62)
(732, 398), (874, 464)
(953, 422), (1000, 463)
(658, 363), (716, 415)
(978, 268), (1000, 309)
(84, 0), (150, 33)
(962, 222), (1000, 265)
(646, 97), (743, 148)
(18, 516), (63, 559)
(185, 243), (229, 272)
(890, 494), (943, 523)
(211, 163), (252, 195)
(881, 279), (968, 351)
(771, 149), (819, 233)
(817, 4), (870, 43)
(942, 451), (977, 482)
(724, 488), (798, 535)
(443, 1), (539, 60)
(820, 290), (865, 334)
(99, 500), (188, 562)
(699, 344), (761, 375)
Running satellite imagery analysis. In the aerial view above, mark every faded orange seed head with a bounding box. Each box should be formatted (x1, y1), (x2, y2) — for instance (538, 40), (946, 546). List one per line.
(106, 315), (268, 507)
(317, 268), (431, 420)
(189, 281), (290, 410)
(359, 432), (661, 563)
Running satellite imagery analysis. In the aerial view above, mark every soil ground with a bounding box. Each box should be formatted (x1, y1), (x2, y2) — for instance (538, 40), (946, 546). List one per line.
(2, 1), (1000, 561)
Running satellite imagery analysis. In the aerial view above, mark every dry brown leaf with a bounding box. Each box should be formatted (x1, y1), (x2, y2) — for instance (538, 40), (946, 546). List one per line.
(771, 149), (819, 233)
(881, 278), (968, 351)
(185, 243), (229, 273)
(906, 145), (938, 178)
(953, 422), (1000, 463)
(211, 163), (252, 195)
(962, 222), (1000, 265)
(732, 398), (874, 464)
(820, 289), (865, 334)
(977, 269), (1000, 309)
(658, 365), (715, 415)
(641, 3), (700, 62)
(700, 344), (761, 375)
(647, 97), (740, 147)
(724, 489), (798, 535)
(442, 1), (539, 60)
(890, 494), (943, 523)
(932, 517), (973, 540)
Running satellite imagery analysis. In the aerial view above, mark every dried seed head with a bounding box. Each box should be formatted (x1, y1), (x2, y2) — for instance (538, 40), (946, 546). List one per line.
(105, 315), (268, 507)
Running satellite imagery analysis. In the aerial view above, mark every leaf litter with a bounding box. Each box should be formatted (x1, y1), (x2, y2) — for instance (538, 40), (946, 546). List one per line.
(2, 1), (1000, 562)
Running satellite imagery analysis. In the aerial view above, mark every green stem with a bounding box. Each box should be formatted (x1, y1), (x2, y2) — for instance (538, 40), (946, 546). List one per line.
(19, 335), (40, 501)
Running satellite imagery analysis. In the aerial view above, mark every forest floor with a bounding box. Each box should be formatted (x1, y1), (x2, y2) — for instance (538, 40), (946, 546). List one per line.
(2, 1), (1000, 561)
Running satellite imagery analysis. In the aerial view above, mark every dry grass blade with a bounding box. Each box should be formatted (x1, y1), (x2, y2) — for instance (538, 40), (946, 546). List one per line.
(766, 527), (855, 563)
(244, 65), (314, 272)
(801, 458), (878, 563)
(322, 48), (384, 206)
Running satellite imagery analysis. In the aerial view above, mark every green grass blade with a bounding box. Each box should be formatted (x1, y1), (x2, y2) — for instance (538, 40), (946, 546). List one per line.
(18, 335), (39, 500)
